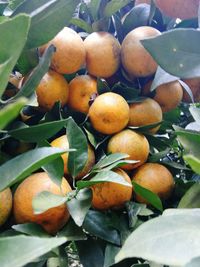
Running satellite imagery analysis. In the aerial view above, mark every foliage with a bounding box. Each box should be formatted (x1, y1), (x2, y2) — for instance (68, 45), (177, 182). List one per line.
(0, 0), (200, 267)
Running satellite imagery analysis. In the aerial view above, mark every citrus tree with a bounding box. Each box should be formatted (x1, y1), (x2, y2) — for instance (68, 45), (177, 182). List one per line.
(0, 0), (200, 267)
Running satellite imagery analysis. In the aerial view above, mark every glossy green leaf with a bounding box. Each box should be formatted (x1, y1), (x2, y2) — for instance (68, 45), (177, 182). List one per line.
(33, 191), (67, 214)
(67, 188), (92, 227)
(70, 18), (93, 33)
(12, 44), (55, 100)
(12, 223), (50, 237)
(123, 4), (150, 34)
(83, 210), (120, 245)
(0, 97), (27, 130)
(174, 125), (200, 158)
(116, 209), (200, 266)
(0, 14), (30, 98)
(12, 0), (79, 49)
(189, 106), (200, 124)
(184, 154), (200, 175)
(9, 119), (69, 142)
(0, 236), (67, 267)
(93, 153), (130, 170)
(66, 117), (88, 178)
(132, 181), (163, 212)
(16, 48), (39, 75)
(178, 183), (200, 208)
(87, 0), (101, 21)
(103, 0), (132, 18)
(77, 170), (132, 190)
(58, 219), (86, 241)
(0, 147), (66, 191)
(104, 244), (120, 267)
(141, 28), (200, 79)
(111, 83), (139, 103)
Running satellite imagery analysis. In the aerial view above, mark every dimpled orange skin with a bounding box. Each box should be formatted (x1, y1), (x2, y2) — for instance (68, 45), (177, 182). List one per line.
(36, 70), (69, 111)
(0, 188), (12, 227)
(155, 0), (199, 20)
(68, 75), (98, 114)
(132, 163), (175, 203)
(40, 27), (86, 74)
(51, 135), (95, 179)
(84, 32), (121, 78)
(182, 78), (200, 103)
(128, 98), (163, 134)
(121, 26), (161, 77)
(107, 129), (149, 170)
(88, 92), (130, 135)
(13, 172), (72, 235)
(91, 168), (133, 210)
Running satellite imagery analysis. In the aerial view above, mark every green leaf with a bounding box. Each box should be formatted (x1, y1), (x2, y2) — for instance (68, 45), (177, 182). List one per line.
(58, 219), (86, 241)
(123, 3), (150, 35)
(12, 0), (79, 49)
(77, 170), (132, 190)
(66, 117), (88, 178)
(93, 153), (130, 170)
(67, 188), (92, 227)
(104, 244), (120, 267)
(0, 147), (66, 191)
(9, 119), (69, 142)
(70, 18), (93, 33)
(12, 44), (55, 100)
(141, 28), (200, 79)
(12, 223), (50, 237)
(0, 97), (27, 130)
(16, 48), (39, 75)
(174, 125), (200, 158)
(33, 191), (67, 215)
(111, 83), (140, 103)
(83, 210), (120, 245)
(178, 183), (200, 208)
(132, 181), (163, 212)
(116, 209), (200, 266)
(103, 0), (132, 18)
(0, 1), (8, 15)
(0, 14), (30, 98)
(189, 106), (200, 125)
(0, 236), (67, 267)
(184, 154), (200, 174)
(87, 0), (101, 21)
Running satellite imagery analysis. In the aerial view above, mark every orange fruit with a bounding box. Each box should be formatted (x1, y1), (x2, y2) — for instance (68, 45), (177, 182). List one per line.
(155, 0), (199, 19)
(13, 172), (72, 234)
(40, 27), (86, 74)
(88, 92), (130, 135)
(143, 80), (183, 112)
(36, 70), (69, 111)
(51, 135), (95, 179)
(0, 188), (12, 227)
(68, 75), (97, 114)
(84, 32), (121, 78)
(129, 98), (163, 134)
(135, 0), (151, 5)
(121, 26), (161, 77)
(132, 163), (175, 203)
(182, 78), (200, 103)
(107, 129), (149, 170)
(91, 168), (132, 210)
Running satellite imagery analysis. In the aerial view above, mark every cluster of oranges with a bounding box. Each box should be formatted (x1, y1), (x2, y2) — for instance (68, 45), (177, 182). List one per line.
(3, 0), (200, 234)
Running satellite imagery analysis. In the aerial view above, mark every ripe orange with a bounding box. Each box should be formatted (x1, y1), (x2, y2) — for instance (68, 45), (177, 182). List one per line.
(91, 168), (132, 210)
(155, 0), (199, 19)
(129, 98), (163, 134)
(68, 75), (97, 114)
(121, 26), (161, 77)
(13, 172), (72, 234)
(143, 80), (183, 112)
(40, 27), (86, 74)
(0, 188), (12, 227)
(51, 135), (95, 179)
(132, 163), (175, 203)
(107, 129), (149, 170)
(36, 70), (69, 111)
(182, 78), (200, 103)
(84, 32), (121, 78)
(88, 92), (130, 135)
